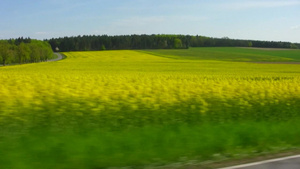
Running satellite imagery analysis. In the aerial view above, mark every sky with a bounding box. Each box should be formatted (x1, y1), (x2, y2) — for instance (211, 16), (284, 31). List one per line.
(0, 0), (300, 43)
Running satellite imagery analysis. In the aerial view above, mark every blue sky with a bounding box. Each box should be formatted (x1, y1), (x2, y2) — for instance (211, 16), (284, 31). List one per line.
(0, 0), (300, 42)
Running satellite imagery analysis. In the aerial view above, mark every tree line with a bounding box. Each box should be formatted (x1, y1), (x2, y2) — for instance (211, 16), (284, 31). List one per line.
(0, 37), (53, 66)
(47, 34), (300, 52)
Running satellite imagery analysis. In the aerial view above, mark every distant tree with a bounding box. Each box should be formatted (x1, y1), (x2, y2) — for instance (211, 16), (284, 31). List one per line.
(17, 42), (30, 64)
(101, 44), (106, 50)
(290, 43), (299, 49)
(173, 38), (183, 49)
(28, 43), (40, 62)
(248, 42), (253, 47)
(0, 41), (16, 66)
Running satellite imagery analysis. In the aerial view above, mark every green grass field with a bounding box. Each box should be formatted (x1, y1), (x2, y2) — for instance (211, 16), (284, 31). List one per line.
(143, 47), (300, 62)
(0, 47), (300, 168)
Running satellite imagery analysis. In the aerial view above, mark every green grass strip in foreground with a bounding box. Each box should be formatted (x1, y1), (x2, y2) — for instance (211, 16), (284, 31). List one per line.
(1, 120), (300, 169)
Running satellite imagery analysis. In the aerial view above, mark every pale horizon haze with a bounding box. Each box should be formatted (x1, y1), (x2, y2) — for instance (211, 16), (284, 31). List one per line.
(0, 0), (300, 43)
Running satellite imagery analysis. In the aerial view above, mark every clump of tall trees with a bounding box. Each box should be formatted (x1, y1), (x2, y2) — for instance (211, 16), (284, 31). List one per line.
(47, 34), (300, 52)
(0, 37), (53, 66)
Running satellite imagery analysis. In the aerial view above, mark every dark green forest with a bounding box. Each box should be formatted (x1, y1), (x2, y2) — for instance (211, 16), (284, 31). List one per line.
(1, 35), (299, 66)
(47, 34), (300, 52)
(0, 37), (54, 66)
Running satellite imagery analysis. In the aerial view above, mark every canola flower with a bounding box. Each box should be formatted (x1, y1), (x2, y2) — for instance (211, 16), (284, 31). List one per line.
(0, 50), (299, 127)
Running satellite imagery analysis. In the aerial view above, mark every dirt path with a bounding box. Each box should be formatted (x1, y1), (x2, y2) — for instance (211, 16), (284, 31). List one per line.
(47, 53), (64, 62)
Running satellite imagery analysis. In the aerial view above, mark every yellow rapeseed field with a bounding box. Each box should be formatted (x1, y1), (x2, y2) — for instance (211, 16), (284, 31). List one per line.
(1, 49), (300, 168)
(0, 50), (299, 123)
